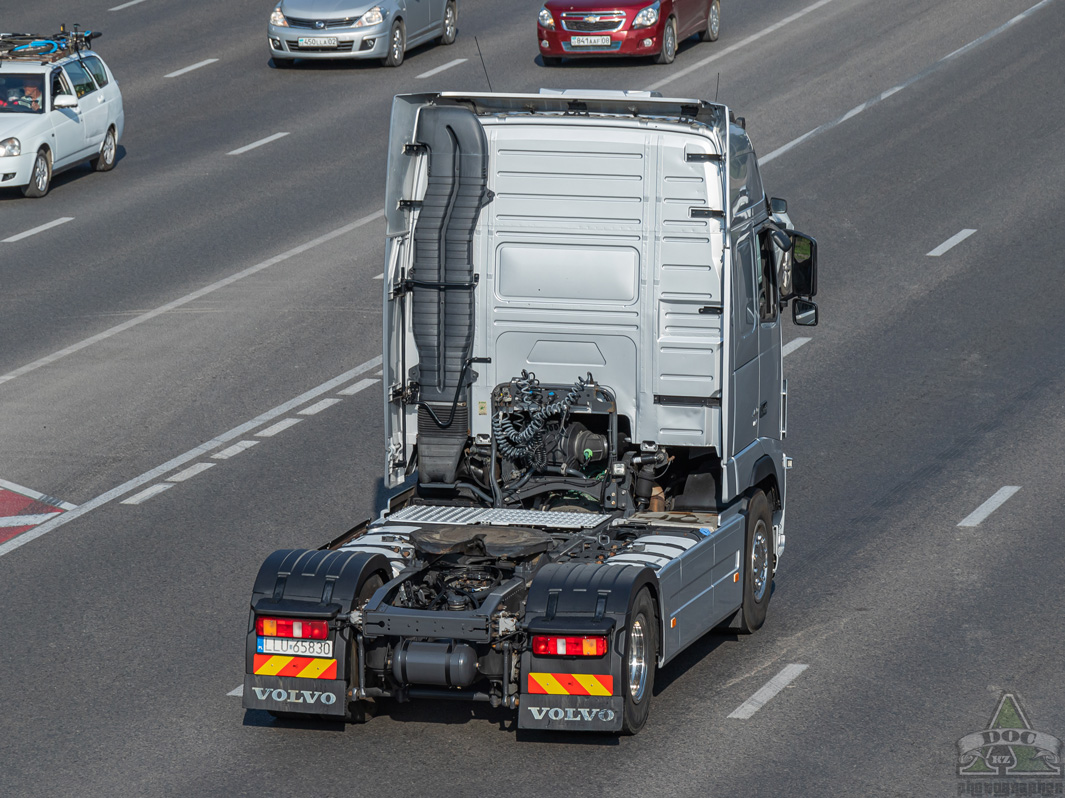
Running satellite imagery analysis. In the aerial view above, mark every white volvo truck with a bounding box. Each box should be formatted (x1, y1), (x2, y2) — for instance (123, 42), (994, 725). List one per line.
(243, 90), (819, 734)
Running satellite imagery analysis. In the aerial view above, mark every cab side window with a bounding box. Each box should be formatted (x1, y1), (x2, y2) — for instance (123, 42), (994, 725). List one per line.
(62, 61), (98, 99)
(756, 231), (778, 323)
(82, 56), (110, 89)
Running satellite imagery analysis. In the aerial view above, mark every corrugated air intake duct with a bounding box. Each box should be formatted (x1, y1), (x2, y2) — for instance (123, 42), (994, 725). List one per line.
(410, 105), (489, 484)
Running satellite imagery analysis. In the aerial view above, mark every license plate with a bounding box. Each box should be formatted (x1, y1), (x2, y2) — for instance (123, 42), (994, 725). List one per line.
(298, 37), (338, 48)
(570, 35), (611, 46)
(257, 636), (334, 657)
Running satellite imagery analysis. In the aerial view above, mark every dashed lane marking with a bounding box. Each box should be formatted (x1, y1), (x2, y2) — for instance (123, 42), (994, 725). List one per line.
(120, 483), (173, 505)
(338, 378), (378, 396)
(110, 0), (149, 9)
(645, 0), (838, 92)
(417, 58), (468, 79)
(168, 463), (215, 482)
(0, 356), (381, 558)
(0, 210), (384, 386)
(228, 132), (290, 156)
(213, 440), (259, 459)
(164, 59), (219, 79)
(760, 0), (1056, 165)
(228, 685), (243, 697)
(256, 418), (303, 437)
(299, 398), (341, 416)
(782, 337), (811, 358)
(728, 664), (809, 719)
(3, 217), (74, 243)
(958, 486), (1020, 527)
(927, 229), (977, 257)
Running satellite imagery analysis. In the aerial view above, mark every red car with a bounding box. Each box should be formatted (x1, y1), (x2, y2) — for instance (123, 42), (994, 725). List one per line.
(537, 0), (719, 65)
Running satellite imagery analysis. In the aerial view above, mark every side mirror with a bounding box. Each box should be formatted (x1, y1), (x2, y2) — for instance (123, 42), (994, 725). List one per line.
(792, 298), (818, 326)
(54, 95), (78, 109)
(788, 231), (817, 298)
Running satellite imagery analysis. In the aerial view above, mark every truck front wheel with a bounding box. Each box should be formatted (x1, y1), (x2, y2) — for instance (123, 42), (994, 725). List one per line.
(621, 588), (657, 734)
(738, 490), (772, 633)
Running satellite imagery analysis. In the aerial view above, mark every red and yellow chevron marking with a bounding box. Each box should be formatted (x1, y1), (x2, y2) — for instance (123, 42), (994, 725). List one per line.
(527, 672), (613, 696)
(253, 654), (337, 680)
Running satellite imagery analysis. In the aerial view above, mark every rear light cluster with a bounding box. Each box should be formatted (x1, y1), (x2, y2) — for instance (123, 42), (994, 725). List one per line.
(256, 616), (329, 640)
(532, 635), (607, 657)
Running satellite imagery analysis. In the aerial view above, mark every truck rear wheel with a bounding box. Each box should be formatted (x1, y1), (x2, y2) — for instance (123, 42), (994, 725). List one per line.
(621, 588), (657, 734)
(738, 490), (772, 633)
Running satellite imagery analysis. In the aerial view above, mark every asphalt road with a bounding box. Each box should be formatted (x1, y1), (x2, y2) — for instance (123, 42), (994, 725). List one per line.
(2, 0), (1064, 795)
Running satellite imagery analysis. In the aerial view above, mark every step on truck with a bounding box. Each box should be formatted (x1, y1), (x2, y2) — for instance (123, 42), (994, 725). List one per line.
(243, 89), (819, 734)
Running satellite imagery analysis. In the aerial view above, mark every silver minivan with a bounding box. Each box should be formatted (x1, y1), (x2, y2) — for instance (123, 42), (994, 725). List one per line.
(268, 0), (458, 67)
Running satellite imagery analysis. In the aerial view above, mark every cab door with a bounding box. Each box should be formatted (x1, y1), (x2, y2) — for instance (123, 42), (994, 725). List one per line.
(755, 229), (782, 441)
(727, 230), (760, 458)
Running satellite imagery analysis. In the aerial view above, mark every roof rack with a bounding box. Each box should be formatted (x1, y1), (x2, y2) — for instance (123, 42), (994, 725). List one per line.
(0, 24), (102, 67)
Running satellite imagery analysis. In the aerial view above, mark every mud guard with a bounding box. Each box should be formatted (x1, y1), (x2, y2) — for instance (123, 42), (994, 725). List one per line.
(242, 549), (390, 717)
(518, 562), (658, 732)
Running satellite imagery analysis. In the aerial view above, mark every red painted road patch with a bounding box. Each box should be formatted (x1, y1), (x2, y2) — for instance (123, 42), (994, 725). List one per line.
(0, 488), (66, 545)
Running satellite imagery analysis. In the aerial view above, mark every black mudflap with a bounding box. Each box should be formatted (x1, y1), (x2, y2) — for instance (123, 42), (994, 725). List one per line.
(518, 695), (625, 731)
(243, 674), (349, 717)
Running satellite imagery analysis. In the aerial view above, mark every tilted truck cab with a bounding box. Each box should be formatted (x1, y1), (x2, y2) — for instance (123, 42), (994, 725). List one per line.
(243, 89), (819, 734)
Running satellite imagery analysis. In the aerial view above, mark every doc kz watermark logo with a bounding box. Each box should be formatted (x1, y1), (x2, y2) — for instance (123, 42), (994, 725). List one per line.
(957, 693), (1063, 796)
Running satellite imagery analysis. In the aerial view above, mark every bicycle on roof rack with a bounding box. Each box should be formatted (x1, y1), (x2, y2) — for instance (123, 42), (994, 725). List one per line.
(0, 24), (102, 65)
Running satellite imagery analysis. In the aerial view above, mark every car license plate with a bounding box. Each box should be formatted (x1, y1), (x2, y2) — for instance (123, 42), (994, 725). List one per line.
(257, 636), (334, 657)
(570, 35), (611, 46)
(298, 37), (338, 48)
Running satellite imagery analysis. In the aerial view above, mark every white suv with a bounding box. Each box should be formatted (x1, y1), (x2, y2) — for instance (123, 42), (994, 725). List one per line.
(0, 35), (124, 197)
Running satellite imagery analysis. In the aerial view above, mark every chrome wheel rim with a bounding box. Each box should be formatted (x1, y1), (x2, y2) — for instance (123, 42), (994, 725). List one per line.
(102, 131), (115, 165)
(628, 616), (648, 702)
(391, 28), (403, 61)
(33, 154), (48, 191)
(664, 23), (676, 59)
(752, 520), (769, 601)
(710, 3), (720, 36)
(444, 5), (456, 39)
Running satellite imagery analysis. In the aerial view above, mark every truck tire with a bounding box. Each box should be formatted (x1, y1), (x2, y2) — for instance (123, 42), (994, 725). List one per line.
(348, 573), (386, 723)
(738, 490), (772, 633)
(621, 588), (657, 734)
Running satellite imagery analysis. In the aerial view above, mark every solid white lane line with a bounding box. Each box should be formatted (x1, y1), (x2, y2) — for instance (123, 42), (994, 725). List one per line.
(228, 132), (290, 156)
(0, 209), (384, 386)
(228, 685), (244, 697)
(0, 513), (62, 527)
(728, 664), (809, 719)
(416, 58), (468, 79)
(782, 337), (811, 358)
(3, 217), (74, 243)
(644, 0), (838, 92)
(958, 486), (1020, 528)
(299, 398), (342, 416)
(110, 0), (149, 9)
(0, 356), (381, 558)
(164, 58), (219, 79)
(927, 229), (977, 257)
(338, 377), (378, 396)
(213, 440), (259, 459)
(761, 0), (1056, 165)
(0, 478), (77, 510)
(120, 483), (173, 505)
(256, 417), (303, 437)
(168, 462), (216, 482)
